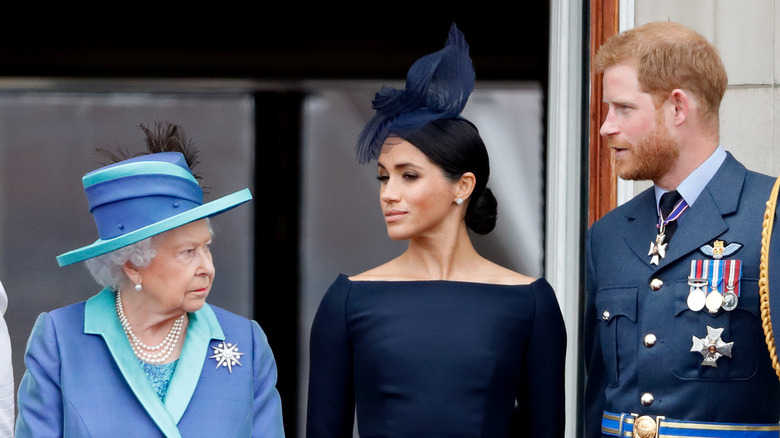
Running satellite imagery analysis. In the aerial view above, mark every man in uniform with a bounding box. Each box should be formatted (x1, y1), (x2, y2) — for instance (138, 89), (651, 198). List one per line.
(585, 21), (780, 438)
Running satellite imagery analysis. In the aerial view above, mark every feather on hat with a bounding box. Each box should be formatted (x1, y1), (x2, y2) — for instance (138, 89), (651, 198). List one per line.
(56, 123), (251, 267)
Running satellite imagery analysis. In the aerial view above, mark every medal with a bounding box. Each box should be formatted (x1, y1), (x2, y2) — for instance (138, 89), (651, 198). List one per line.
(687, 260), (708, 312)
(688, 255), (743, 313)
(705, 290), (724, 313)
(722, 291), (738, 311)
(705, 259), (724, 314)
(722, 259), (741, 311)
(688, 288), (706, 311)
(648, 227), (668, 266)
(691, 326), (733, 367)
(649, 196), (689, 265)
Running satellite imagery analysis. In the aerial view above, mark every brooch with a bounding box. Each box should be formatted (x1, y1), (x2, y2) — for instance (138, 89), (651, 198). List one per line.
(210, 341), (244, 373)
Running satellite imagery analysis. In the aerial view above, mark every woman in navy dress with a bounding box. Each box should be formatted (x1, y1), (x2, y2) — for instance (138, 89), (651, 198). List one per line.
(306, 24), (566, 438)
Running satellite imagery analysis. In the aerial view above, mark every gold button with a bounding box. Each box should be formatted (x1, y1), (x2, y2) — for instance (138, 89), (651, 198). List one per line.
(641, 392), (654, 406)
(644, 333), (657, 347)
(602, 310), (610, 320)
(650, 278), (663, 290)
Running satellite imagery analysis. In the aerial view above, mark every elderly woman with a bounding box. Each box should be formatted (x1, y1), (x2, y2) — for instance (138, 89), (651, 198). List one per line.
(15, 124), (285, 437)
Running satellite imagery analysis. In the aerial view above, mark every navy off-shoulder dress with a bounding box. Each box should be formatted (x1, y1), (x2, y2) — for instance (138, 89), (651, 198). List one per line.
(307, 274), (566, 438)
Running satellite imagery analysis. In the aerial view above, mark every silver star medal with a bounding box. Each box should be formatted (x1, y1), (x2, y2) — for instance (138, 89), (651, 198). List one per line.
(648, 228), (668, 265)
(210, 341), (244, 373)
(691, 326), (733, 367)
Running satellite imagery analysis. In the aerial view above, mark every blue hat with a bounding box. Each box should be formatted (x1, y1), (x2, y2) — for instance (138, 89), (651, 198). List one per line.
(355, 22), (475, 164)
(56, 151), (252, 267)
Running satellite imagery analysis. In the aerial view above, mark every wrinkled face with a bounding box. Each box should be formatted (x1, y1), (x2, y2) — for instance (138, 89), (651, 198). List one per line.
(600, 63), (680, 182)
(137, 219), (215, 314)
(377, 138), (460, 241)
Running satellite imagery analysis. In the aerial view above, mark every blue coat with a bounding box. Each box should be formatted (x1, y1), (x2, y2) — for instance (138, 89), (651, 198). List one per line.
(584, 153), (780, 437)
(15, 288), (285, 437)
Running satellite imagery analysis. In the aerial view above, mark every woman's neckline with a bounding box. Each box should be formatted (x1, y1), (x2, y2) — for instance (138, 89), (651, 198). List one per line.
(343, 273), (540, 287)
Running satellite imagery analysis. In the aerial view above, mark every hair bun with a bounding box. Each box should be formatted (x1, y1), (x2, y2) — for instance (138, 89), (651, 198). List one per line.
(466, 187), (497, 234)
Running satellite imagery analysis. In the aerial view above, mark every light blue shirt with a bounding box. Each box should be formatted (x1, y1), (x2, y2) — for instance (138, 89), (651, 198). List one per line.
(654, 145), (727, 220)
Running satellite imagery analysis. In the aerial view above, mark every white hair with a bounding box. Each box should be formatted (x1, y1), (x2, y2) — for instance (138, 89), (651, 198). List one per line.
(83, 218), (213, 290)
(84, 236), (159, 290)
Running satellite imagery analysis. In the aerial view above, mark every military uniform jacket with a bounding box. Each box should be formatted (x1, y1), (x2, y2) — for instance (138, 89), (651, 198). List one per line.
(584, 153), (780, 438)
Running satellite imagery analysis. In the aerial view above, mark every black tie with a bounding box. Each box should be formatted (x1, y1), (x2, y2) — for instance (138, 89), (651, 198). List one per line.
(659, 190), (682, 242)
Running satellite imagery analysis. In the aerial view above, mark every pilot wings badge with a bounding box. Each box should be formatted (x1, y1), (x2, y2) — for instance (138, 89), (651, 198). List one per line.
(700, 240), (742, 259)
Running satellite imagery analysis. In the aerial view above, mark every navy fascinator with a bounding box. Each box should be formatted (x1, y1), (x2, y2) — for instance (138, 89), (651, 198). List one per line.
(355, 23), (476, 164)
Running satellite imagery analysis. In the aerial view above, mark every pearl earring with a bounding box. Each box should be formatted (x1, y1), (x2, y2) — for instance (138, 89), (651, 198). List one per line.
(455, 198), (463, 206)
(134, 283), (142, 292)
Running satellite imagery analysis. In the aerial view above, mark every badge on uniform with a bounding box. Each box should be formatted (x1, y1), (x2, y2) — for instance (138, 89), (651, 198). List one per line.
(648, 232), (668, 266)
(691, 325), (733, 367)
(649, 197), (689, 265)
(688, 242), (743, 313)
(700, 239), (742, 259)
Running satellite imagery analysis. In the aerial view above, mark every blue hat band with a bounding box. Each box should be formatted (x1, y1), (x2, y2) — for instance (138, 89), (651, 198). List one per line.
(92, 195), (202, 240)
(86, 174), (202, 211)
(85, 172), (204, 240)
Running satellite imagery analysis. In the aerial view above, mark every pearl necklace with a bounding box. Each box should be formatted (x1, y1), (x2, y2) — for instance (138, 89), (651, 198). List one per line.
(115, 290), (186, 364)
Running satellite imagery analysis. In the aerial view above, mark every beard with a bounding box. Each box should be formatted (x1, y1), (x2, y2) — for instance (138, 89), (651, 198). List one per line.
(608, 119), (680, 182)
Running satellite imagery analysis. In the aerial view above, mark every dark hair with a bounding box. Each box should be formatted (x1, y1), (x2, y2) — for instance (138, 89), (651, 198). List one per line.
(403, 118), (497, 234)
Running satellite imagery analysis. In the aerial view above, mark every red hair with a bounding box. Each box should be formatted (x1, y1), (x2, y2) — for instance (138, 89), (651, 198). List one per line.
(594, 22), (727, 127)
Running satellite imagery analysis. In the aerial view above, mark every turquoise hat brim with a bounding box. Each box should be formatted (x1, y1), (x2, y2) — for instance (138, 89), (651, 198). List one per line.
(56, 188), (252, 267)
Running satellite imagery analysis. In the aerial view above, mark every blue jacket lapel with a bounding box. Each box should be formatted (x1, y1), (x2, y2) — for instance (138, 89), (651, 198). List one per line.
(165, 304), (224, 423)
(623, 189), (660, 266)
(659, 189), (728, 266)
(84, 288), (225, 437)
(658, 153), (745, 268)
(622, 153), (745, 269)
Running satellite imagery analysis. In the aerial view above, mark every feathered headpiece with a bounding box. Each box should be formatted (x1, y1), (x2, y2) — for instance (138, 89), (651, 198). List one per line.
(355, 23), (475, 164)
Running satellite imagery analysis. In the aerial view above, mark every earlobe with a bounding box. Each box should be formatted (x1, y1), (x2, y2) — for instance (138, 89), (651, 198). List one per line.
(122, 261), (141, 285)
